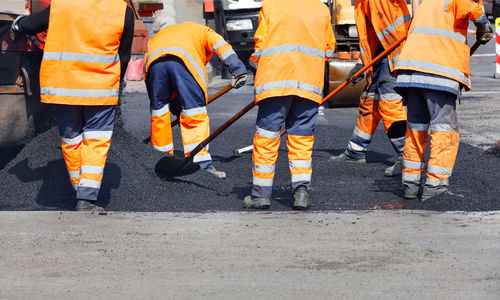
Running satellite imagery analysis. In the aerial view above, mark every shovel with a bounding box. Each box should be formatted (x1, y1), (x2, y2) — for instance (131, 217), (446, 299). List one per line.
(233, 35), (408, 155)
(155, 99), (256, 178)
(143, 83), (234, 144)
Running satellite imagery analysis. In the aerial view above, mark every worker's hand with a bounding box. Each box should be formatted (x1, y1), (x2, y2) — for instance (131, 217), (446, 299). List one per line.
(346, 63), (364, 86)
(232, 74), (247, 89)
(476, 22), (494, 45)
(9, 16), (24, 42)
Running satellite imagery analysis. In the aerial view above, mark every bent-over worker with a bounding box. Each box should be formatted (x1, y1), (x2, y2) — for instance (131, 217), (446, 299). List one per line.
(143, 22), (247, 179)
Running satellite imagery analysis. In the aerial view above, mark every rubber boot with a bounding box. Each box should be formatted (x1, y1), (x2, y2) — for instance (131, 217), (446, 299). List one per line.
(76, 200), (104, 211)
(384, 160), (402, 177)
(292, 186), (310, 210)
(243, 195), (270, 209)
(328, 152), (366, 163)
(402, 184), (419, 199)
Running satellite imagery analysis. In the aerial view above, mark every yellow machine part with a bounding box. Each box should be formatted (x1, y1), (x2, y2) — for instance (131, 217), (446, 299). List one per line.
(333, 0), (355, 25)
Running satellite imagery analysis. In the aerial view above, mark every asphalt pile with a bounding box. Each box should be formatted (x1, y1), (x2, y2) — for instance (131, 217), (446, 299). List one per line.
(0, 118), (498, 212)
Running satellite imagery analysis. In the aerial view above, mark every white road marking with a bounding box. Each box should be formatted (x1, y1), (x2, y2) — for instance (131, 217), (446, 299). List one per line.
(471, 53), (496, 57)
(463, 91), (500, 95)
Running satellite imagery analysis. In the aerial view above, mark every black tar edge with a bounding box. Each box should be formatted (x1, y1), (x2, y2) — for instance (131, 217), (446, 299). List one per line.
(0, 121), (498, 212)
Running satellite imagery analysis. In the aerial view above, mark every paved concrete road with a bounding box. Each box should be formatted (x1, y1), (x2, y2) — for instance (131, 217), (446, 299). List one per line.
(1, 211), (499, 299)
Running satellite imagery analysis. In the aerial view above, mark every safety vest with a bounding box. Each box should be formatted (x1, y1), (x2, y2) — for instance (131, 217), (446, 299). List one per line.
(355, 0), (410, 78)
(39, 0), (126, 105)
(251, 0), (336, 103)
(395, 0), (486, 90)
(144, 22), (235, 102)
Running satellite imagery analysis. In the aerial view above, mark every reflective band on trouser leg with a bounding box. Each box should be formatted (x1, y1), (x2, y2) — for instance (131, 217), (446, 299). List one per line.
(78, 130), (112, 200)
(61, 133), (83, 191)
(151, 104), (174, 154)
(252, 129), (281, 199)
(426, 125), (459, 188)
(402, 122), (429, 185)
(346, 97), (380, 159)
(287, 135), (314, 192)
(180, 107), (211, 164)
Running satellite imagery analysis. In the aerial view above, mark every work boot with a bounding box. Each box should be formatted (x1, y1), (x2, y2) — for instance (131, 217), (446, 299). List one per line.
(328, 153), (366, 163)
(243, 195), (270, 209)
(384, 160), (402, 177)
(292, 186), (310, 210)
(76, 200), (104, 211)
(421, 186), (449, 201)
(402, 184), (419, 199)
(203, 164), (226, 179)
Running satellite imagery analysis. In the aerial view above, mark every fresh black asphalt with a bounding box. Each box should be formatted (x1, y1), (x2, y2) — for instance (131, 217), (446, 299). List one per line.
(0, 105), (498, 212)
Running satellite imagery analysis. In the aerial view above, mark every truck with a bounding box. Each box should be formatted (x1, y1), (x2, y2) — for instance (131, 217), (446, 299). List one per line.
(203, 0), (411, 108)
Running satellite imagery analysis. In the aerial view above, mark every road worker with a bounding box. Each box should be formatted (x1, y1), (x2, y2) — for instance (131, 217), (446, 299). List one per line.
(11, 0), (134, 211)
(394, 0), (493, 200)
(244, 0), (336, 210)
(329, 0), (410, 177)
(143, 22), (247, 179)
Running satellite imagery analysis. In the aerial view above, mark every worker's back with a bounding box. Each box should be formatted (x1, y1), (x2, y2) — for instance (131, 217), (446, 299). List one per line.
(253, 0), (335, 103)
(40, 0), (126, 105)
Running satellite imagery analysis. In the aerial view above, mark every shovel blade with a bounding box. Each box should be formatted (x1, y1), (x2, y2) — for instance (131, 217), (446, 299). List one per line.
(154, 155), (200, 179)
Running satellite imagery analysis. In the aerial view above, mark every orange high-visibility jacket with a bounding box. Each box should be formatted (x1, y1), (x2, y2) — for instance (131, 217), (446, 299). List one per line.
(144, 22), (237, 102)
(40, 0), (126, 105)
(250, 0), (336, 103)
(395, 0), (486, 90)
(355, 0), (411, 77)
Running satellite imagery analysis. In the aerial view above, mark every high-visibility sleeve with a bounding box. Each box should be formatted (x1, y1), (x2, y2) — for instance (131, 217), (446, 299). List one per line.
(325, 21), (336, 60)
(250, 9), (267, 67)
(206, 27), (246, 77)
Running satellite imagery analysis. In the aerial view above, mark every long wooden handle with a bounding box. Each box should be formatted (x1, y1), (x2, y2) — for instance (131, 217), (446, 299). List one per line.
(189, 100), (256, 158)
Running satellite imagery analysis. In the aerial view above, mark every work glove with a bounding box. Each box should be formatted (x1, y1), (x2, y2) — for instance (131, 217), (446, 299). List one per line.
(346, 63), (364, 86)
(231, 73), (247, 89)
(9, 16), (24, 42)
(476, 22), (493, 45)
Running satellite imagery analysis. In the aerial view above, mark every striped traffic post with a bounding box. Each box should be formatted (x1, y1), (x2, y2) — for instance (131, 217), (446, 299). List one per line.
(496, 17), (500, 78)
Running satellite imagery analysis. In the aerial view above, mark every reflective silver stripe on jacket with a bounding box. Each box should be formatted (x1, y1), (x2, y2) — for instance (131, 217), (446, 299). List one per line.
(78, 178), (102, 189)
(402, 172), (422, 183)
(255, 80), (323, 97)
(444, 0), (451, 14)
(220, 49), (236, 62)
(360, 47), (366, 55)
(41, 87), (119, 98)
(153, 144), (174, 152)
(260, 44), (325, 59)
(43, 51), (120, 64)
(145, 47), (208, 87)
(152, 104), (170, 117)
(291, 173), (311, 183)
(411, 27), (466, 44)
(256, 126), (281, 139)
(396, 59), (470, 86)
(193, 153), (212, 163)
(425, 178), (449, 187)
(80, 165), (104, 175)
(353, 126), (372, 141)
(182, 106), (207, 117)
(253, 177), (273, 187)
(184, 142), (209, 153)
(407, 122), (429, 131)
(427, 165), (452, 175)
(68, 170), (80, 179)
(253, 50), (262, 58)
(396, 72), (460, 92)
(83, 131), (113, 140)
(326, 49), (334, 57)
(213, 40), (228, 54)
(289, 160), (312, 169)
(389, 54), (400, 68)
(253, 163), (275, 173)
(430, 124), (459, 132)
(61, 134), (83, 146)
(403, 160), (426, 170)
(377, 14), (411, 41)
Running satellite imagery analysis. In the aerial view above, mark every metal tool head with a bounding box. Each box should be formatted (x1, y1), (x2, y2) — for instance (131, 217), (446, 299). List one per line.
(154, 155), (200, 179)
